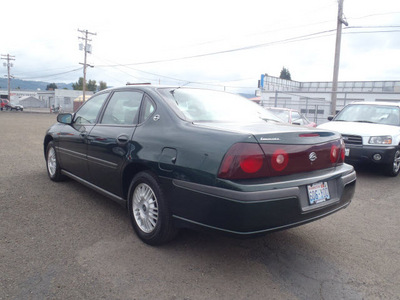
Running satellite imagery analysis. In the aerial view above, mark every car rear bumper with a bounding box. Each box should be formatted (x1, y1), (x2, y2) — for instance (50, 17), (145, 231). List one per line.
(166, 164), (356, 236)
(345, 144), (397, 165)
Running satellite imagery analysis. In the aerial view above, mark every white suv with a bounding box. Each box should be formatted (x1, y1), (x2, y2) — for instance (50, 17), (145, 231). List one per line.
(318, 102), (400, 176)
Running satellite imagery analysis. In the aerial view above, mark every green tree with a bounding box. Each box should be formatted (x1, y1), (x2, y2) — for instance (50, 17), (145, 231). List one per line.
(46, 83), (58, 90)
(72, 77), (84, 90)
(87, 80), (97, 92)
(99, 81), (108, 91)
(279, 67), (292, 80)
(73, 77), (99, 92)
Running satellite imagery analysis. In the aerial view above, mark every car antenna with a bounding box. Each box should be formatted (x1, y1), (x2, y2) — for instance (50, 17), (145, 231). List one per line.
(170, 82), (190, 94)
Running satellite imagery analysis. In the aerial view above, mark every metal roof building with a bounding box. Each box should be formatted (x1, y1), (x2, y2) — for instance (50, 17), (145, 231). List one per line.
(259, 75), (400, 125)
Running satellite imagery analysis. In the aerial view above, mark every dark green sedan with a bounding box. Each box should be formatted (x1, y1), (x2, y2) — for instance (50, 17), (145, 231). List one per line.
(44, 85), (356, 245)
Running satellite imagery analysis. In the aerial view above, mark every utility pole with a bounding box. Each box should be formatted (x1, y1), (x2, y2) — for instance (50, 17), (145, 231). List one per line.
(1, 54), (16, 102)
(78, 29), (96, 102)
(330, 0), (348, 115)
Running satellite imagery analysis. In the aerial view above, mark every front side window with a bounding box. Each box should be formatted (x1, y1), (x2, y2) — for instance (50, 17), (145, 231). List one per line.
(101, 91), (143, 125)
(75, 93), (109, 125)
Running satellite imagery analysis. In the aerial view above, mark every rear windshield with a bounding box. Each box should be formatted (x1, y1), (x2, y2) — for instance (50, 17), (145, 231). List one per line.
(335, 104), (400, 126)
(158, 88), (282, 123)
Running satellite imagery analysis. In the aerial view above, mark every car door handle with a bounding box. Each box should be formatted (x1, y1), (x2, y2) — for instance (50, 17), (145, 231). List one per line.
(117, 134), (129, 145)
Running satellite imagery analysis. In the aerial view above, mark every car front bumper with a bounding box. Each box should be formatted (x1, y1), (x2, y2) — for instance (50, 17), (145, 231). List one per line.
(165, 164), (356, 236)
(344, 144), (397, 165)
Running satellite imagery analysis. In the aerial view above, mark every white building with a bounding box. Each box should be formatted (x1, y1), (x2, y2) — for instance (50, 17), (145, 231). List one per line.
(38, 89), (93, 112)
(259, 75), (400, 125)
(0, 89), (39, 103)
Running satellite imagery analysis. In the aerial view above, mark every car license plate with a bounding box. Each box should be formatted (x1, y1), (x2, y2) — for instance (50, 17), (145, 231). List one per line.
(307, 182), (330, 205)
(345, 148), (350, 156)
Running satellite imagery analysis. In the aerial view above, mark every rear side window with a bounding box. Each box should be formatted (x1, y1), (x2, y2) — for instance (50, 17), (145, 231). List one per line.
(139, 95), (156, 123)
(101, 91), (143, 125)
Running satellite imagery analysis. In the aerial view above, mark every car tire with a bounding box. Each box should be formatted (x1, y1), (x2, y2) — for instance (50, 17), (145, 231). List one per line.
(128, 171), (177, 245)
(46, 141), (65, 181)
(385, 148), (400, 177)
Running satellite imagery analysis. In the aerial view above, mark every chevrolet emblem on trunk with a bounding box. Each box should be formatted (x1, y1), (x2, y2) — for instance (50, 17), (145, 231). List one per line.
(309, 152), (317, 162)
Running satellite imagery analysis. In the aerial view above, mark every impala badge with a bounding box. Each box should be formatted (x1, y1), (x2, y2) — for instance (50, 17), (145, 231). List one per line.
(309, 152), (317, 162)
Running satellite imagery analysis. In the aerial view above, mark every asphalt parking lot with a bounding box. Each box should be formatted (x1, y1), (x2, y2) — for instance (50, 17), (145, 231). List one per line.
(1, 111), (399, 300)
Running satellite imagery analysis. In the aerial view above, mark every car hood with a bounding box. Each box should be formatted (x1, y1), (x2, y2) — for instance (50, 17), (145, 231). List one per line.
(318, 121), (400, 137)
(193, 121), (340, 145)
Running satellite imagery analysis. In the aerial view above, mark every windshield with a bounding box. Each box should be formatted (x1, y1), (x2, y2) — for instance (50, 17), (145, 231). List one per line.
(335, 104), (400, 126)
(159, 88), (282, 123)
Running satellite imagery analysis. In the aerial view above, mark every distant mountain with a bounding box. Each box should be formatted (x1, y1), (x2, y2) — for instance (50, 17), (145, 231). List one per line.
(0, 78), (73, 91)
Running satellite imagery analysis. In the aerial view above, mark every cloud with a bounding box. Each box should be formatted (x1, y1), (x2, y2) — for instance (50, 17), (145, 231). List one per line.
(2, 0), (400, 93)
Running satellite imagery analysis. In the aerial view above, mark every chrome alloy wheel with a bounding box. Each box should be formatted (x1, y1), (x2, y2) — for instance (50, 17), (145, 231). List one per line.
(393, 150), (400, 174)
(47, 147), (57, 177)
(132, 183), (159, 233)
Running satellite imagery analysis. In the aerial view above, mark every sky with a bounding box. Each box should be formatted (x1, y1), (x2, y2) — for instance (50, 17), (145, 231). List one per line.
(1, 0), (400, 94)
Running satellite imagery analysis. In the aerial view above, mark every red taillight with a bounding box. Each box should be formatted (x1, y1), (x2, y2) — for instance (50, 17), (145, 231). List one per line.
(218, 143), (265, 179)
(330, 145), (339, 163)
(330, 140), (345, 164)
(339, 139), (346, 163)
(240, 155), (263, 173)
(218, 139), (345, 180)
(271, 149), (289, 171)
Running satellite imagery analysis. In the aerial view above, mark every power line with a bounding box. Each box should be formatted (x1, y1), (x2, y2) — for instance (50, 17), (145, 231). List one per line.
(17, 68), (82, 80)
(95, 29), (339, 68)
(95, 25), (398, 69)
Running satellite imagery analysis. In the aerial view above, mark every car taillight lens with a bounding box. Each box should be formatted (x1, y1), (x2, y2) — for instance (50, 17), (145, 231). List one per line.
(330, 139), (346, 164)
(218, 139), (344, 180)
(218, 143), (265, 179)
(271, 149), (289, 171)
(330, 145), (339, 163)
(339, 139), (346, 163)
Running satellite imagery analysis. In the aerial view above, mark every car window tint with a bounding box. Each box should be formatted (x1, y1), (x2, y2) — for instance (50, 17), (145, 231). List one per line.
(74, 93), (109, 125)
(139, 95), (155, 123)
(101, 91), (143, 125)
(159, 88), (282, 123)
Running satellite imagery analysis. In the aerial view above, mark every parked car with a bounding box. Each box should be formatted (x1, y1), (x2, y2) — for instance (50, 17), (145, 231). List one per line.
(44, 86), (356, 245)
(6, 102), (24, 111)
(265, 107), (317, 127)
(318, 101), (400, 176)
(1, 99), (9, 111)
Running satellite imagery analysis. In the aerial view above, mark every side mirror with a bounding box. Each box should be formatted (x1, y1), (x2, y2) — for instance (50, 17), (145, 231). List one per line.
(57, 113), (73, 124)
(327, 115), (334, 121)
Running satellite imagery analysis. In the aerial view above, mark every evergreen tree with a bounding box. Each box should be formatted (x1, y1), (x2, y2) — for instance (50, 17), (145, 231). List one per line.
(279, 67), (292, 80)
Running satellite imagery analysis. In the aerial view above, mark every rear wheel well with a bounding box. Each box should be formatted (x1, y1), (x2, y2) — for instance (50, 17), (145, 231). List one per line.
(122, 163), (151, 203)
